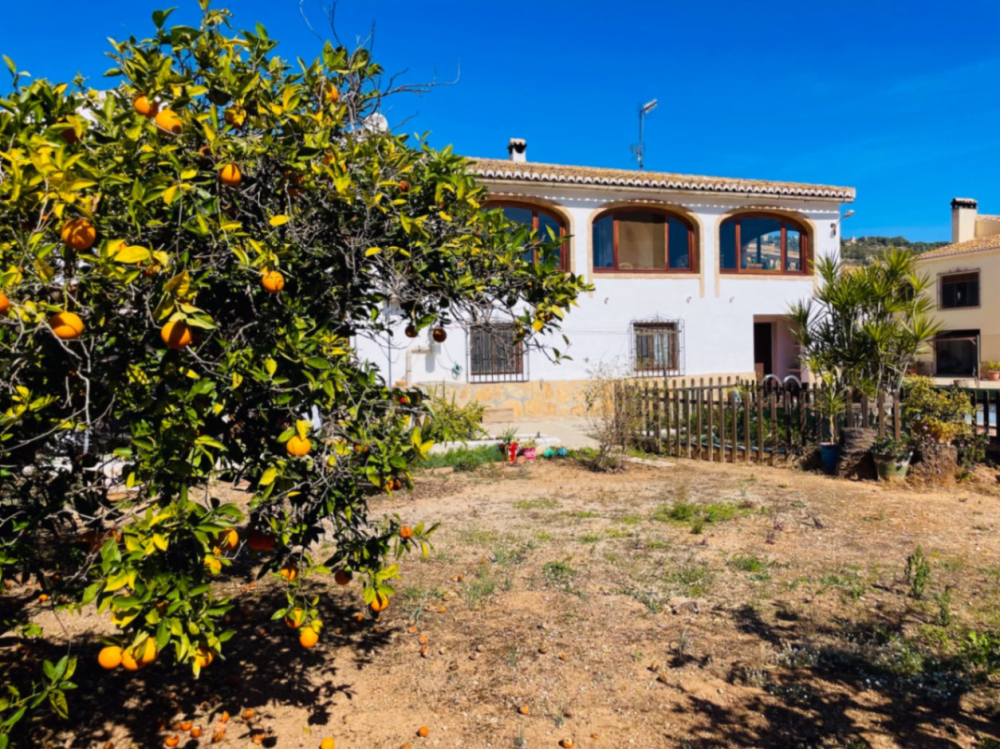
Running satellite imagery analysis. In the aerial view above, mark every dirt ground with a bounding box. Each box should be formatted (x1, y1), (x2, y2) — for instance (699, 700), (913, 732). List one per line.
(9, 457), (1000, 748)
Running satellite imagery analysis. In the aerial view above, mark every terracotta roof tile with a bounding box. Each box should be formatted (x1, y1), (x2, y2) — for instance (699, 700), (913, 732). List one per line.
(470, 158), (856, 202)
(919, 234), (1000, 260)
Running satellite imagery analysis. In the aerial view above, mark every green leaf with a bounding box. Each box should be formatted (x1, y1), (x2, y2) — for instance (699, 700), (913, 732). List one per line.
(305, 357), (330, 370)
(259, 467), (278, 486)
(113, 245), (151, 264)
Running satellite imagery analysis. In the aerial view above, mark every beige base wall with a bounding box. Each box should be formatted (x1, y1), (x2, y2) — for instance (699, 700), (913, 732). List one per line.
(422, 374), (755, 421)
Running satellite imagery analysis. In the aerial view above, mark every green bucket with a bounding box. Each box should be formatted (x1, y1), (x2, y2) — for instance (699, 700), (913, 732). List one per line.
(875, 454), (911, 481)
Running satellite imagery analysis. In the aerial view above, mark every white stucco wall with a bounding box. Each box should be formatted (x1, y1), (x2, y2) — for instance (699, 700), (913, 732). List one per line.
(355, 183), (848, 388)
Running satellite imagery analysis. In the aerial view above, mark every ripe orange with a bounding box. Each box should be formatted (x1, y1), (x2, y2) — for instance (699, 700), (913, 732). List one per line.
(220, 163), (242, 187)
(211, 728), (226, 743)
(247, 532), (275, 552)
(155, 109), (183, 135)
(326, 88), (340, 104)
(180, 721), (193, 731)
(398, 180), (409, 192)
(121, 647), (141, 672)
(333, 569), (352, 586)
(519, 705), (529, 715)
(194, 647), (214, 668)
(559, 740), (575, 749)
(405, 324), (418, 338)
(136, 638), (157, 666)
(224, 107), (246, 127)
(320, 739), (335, 749)
(219, 711), (230, 724)
(278, 564), (298, 582)
(432, 328), (447, 343)
(133, 95), (158, 118)
(50, 312), (84, 340)
(417, 726), (430, 738)
(242, 708), (255, 720)
(261, 270), (285, 293)
(0, 292), (10, 315)
(60, 122), (80, 145)
(399, 526), (413, 540)
(286, 435), (312, 457)
(369, 593), (389, 613)
(61, 218), (97, 250)
(161, 320), (193, 350)
(190, 726), (203, 739)
(218, 528), (239, 552)
(165, 736), (180, 748)
(98, 646), (123, 670)
(284, 608), (306, 628)
(299, 627), (319, 648)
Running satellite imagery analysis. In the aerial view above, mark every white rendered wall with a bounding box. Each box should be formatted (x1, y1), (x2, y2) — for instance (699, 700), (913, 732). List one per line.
(355, 185), (846, 387)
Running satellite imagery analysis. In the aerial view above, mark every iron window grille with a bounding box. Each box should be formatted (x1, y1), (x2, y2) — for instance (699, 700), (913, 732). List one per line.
(939, 271), (980, 310)
(468, 324), (528, 383)
(631, 319), (684, 376)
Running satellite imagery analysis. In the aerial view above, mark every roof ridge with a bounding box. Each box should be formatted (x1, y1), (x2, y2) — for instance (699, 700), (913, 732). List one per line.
(919, 233), (1000, 260)
(468, 157), (855, 202)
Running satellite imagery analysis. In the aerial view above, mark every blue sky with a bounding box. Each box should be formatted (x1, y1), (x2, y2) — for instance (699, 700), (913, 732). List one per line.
(2, 1), (999, 241)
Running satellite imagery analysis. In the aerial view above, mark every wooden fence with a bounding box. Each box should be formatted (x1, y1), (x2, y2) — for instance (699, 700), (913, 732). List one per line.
(621, 378), (1000, 465)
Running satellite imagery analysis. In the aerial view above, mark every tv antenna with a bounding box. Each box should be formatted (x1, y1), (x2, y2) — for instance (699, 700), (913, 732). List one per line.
(631, 99), (658, 170)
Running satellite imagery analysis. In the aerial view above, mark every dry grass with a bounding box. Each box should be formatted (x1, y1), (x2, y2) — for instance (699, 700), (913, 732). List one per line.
(7, 458), (1000, 747)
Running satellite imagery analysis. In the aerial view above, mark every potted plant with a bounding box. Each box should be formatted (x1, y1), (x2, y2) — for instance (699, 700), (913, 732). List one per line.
(498, 426), (519, 463)
(871, 435), (913, 481)
(984, 361), (1000, 382)
(520, 439), (538, 461)
(814, 378), (847, 475)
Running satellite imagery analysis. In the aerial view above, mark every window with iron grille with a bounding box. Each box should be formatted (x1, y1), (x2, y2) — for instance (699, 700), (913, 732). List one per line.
(468, 325), (527, 382)
(632, 321), (682, 375)
(940, 271), (979, 309)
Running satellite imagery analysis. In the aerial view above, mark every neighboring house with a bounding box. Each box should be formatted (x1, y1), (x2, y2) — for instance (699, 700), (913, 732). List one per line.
(915, 198), (1000, 379)
(356, 139), (856, 418)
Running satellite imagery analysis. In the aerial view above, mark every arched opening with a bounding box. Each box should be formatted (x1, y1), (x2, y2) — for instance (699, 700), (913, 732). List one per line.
(591, 207), (697, 273)
(719, 213), (810, 274)
(484, 201), (569, 270)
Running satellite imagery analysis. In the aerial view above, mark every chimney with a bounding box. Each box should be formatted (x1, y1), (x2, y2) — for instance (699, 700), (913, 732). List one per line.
(951, 197), (977, 243)
(507, 138), (527, 163)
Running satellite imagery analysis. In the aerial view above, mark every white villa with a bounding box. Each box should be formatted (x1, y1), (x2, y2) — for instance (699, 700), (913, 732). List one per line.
(358, 139), (856, 418)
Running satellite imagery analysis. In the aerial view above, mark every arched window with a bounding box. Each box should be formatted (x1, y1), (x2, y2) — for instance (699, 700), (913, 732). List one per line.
(592, 209), (696, 273)
(485, 202), (568, 269)
(720, 214), (809, 274)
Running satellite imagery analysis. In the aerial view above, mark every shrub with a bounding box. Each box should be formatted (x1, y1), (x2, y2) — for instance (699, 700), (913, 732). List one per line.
(420, 386), (486, 443)
(902, 377), (975, 446)
(582, 362), (644, 472)
(905, 546), (931, 600)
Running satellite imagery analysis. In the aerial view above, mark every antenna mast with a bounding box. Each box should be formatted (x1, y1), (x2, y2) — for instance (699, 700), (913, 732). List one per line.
(632, 99), (658, 170)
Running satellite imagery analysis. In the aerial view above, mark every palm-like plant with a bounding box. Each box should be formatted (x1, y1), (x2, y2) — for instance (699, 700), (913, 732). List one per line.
(790, 249), (941, 398)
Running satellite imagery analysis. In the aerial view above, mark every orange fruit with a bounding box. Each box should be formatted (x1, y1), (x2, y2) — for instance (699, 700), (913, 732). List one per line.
(284, 608), (306, 628)
(190, 726), (203, 739)
(251, 730), (265, 745)
(50, 312), (84, 340)
(218, 528), (239, 552)
(326, 88), (340, 104)
(278, 564), (298, 582)
(219, 711), (230, 724)
(0, 292), (10, 315)
(121, 647), (141, 672)
(194, 647), (214, 667)
(224, 107), (246, 127)
(59, 122), (80, 144)
(417, 726), (429, 738)
(320, 739), (335, 749)
(220, 163), (242, 187)
(559, 740), (574, 749)
(155, 109), (183, 135)
(247, 532), (275, 552)
(133, 95), (158, 118)
(161, 320), (193, 350)
(405, 324), (418, 338)
(98, 645), (123, 670)
(369, 593), (389, 613)
(180, 721), (193, 731)
(334, 569), (352, 586)
(165, 736), (180, 748)
(432, 328), (447, 343)
(286, 435), (311, 457)
(299, 627), (319, 648)
(38, 593), (49, 602)
(261, 270), (285, 293)
(211, 727), (226, 743)
(518, 705), (529, 715)
(242, 708), (255, 720)
(61, 218), (97, 250)
(399, 526), (413, 540)
(398, 180), (409, 192)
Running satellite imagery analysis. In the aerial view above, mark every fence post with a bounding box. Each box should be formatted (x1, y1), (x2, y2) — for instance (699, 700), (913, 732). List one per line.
(696, 379), (704, 460)
(684, 385), (692, 459)
(769, 389), (778, 467)
(799, 384), (808, 454)
(730, 388), (739, 463)
(743, 385), (752, 465)
(707, 383), (715, 463)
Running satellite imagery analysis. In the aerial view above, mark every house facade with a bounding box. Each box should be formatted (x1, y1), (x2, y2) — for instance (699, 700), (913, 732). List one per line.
(915, 198), (1000, 379)
(357, 140), (856, 418)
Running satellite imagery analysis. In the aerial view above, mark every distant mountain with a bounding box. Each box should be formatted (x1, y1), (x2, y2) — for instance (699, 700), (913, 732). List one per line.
(840, 236), (949, 265)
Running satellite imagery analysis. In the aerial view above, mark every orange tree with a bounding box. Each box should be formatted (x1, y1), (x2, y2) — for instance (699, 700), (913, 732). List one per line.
(0, 2), (587, 740)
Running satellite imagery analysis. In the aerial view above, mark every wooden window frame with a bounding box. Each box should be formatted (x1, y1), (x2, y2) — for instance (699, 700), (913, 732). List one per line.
(720, 213), (811, 276)
(592, 208), (698, 274)
(483, 201), (568, 270)
(467, 324), (527, 383)
(939, 270), (980, 310)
